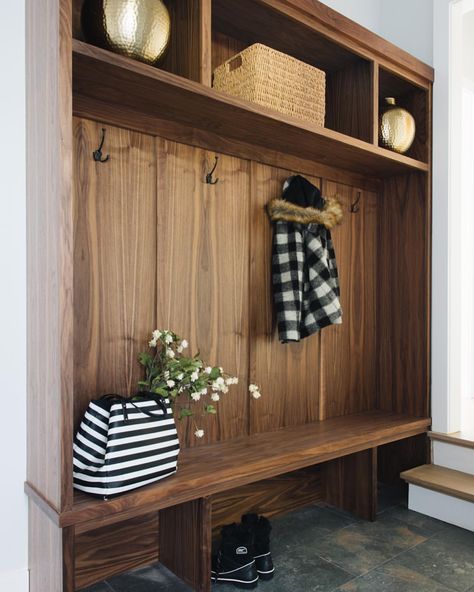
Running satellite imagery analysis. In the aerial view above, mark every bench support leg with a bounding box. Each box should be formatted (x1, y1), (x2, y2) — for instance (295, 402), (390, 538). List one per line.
(323, 448), (377, 521)
(159, 497), (212, 592)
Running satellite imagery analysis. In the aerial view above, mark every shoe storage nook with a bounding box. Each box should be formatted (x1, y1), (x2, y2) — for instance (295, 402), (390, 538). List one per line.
(26, 1), (433, 590)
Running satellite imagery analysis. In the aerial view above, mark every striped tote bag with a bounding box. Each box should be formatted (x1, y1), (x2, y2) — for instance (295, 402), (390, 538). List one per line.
(73, 393), (180, 497)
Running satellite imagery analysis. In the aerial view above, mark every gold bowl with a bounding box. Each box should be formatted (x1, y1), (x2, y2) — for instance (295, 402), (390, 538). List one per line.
(379, 97), (416, 154)
(82, 0), (171, 65)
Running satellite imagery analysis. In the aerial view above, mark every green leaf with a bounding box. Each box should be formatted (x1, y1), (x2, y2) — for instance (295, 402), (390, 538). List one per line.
(138, 352), (153, 367)
(179, 408), (193, 420)
(205, 405), (217, 415)
(209, 367), (220, 380)
(152, 387), (168, 397)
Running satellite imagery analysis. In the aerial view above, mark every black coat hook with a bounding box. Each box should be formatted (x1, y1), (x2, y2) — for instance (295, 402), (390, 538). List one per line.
(93, 128), (110, 163)
(350, 191), (361, 213)
(205, 156), (219, 184)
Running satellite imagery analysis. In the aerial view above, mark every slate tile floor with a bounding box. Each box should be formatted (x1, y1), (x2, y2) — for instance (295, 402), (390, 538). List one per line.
(84, 485), (474, 592)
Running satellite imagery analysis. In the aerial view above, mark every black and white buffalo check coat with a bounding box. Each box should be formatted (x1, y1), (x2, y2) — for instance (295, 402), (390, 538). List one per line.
(268, 175), (343, 343)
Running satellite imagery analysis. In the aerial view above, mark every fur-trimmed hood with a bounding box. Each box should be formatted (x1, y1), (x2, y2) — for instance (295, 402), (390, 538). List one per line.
(267, 195), (343, 229)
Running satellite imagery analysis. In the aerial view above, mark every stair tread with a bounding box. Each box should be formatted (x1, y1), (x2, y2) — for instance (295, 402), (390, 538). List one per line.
(401, 464), (474, 503)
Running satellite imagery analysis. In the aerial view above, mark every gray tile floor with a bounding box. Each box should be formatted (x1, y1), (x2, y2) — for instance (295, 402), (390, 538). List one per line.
(84, 486), (474, 592)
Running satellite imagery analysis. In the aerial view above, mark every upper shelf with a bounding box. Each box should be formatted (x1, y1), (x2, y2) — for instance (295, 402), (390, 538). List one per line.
(73, 41), (429, 178)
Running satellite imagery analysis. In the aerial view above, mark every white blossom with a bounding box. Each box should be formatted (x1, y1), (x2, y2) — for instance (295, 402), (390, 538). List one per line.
(219, 367), (224, 373)
(166, 380), (175, 388)
(152, 330), (161, 340)
(166, 348), (175, 358)
(180, 339), (188, 349)
(177, 373), (184, 381)
(211, 393), (220, 402)
(149, 338), (157, 347)
(199, 388), (208, 396)
(221, 385), (229, 394)
(204, 366), (212, 374)
(191, 392), (201, 401)
(191, 370), (199, 382)
(194, 429), (205, 438)
(177, 345), (184, 353)
(164, 333), (173, 344)
(249, 384), (259, 393)
(251, 390), (262, 399)
(164, 370), (170, 380)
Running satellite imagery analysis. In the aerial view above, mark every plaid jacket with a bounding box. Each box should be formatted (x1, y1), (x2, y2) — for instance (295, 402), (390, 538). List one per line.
(268, 176), (343, 343)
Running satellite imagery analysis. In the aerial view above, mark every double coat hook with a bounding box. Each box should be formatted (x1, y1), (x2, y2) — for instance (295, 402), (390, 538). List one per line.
(205, 156), (219, 185)
(93, 128), (110, 163)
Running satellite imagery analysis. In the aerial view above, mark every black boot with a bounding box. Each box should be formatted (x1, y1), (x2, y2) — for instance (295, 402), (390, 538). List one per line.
(211, 523), (259, 589)
(241, 514), (275, 581)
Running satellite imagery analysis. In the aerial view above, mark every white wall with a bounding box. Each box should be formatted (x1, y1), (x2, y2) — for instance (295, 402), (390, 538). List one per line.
(0, 1), (28, 591)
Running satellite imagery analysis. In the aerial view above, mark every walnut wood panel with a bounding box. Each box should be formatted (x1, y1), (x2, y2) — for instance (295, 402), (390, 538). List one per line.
(324, 448), (377, 521)
(156, 139), (250, 447)
(56, 412), (430, 529)
(161, 0), (212, 84)
(73, 41), (429, 177)
(378, 434), (429, 485)
(249, 162), (321, 433)
(233, 0), (433, 84)
(29, 500), (75, 592)
(72, 0), (84, 40)
(326, 60), (373, 142)
(75, 513), (159, 590)
(73, 119), (157, 429)
(377, 173), (429, 417)
(211, 30), (247, 73)
(160, 498), (212, 592)
(73, 95), (381, 193)
(211, 466), (322, 537)
(319, 182), (377, 420)
(26, 0), (74, 511)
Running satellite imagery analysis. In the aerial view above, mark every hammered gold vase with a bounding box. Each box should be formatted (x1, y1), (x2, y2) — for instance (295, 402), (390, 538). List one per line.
(379, 97), (416, 154)
(82, 0), (171, 65)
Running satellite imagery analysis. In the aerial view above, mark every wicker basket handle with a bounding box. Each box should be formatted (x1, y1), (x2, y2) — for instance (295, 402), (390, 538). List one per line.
(226, 55), (243, 73)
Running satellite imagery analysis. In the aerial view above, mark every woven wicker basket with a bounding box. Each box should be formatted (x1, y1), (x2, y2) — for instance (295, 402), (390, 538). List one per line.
(213, 43), (326, 127)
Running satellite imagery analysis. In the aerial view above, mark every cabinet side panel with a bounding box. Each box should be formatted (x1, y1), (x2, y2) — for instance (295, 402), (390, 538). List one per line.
(156, 139), (251, 448)
(249, 163), (321, 433)
(73, 119), (157, 428)
(26, 0), (73, 510)
(320, 182), (378, 419)
(377, 172), (429, 416)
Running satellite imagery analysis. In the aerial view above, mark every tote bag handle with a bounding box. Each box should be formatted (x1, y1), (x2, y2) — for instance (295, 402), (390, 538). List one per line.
(100, 392), (170, 422)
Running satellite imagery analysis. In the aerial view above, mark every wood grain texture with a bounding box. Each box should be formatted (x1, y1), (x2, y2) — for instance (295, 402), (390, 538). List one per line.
(324, 448), (377, 521)
(72, 0), (84, 39)
(162, 0), (211, 83)
(75, 513), (159, 590)
(211, 30), (247, 73)
(378, 434), (429, 485)
(249, 163), (321, 433)
(156, 139), (250, 448)
(326, 60), (373, 142)
(377, 173), (429, 417)
(73, 119), (157, 429)
(73, 95), (381, 193)
(160, 498), (212, 592)
(319, 182), (377, 420)
(57, 412), (430, 529)
(72, 40), (429, 177)
(401, 464), (474, 503)
(26, 0), (74, 512)
(29, 500), (74, 592)
(211, 466), (322, 537)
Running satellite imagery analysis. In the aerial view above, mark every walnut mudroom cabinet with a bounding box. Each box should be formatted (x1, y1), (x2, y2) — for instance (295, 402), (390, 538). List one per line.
(26, 1), (433, 591)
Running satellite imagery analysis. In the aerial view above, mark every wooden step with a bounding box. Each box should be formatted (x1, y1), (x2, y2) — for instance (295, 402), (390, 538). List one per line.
(26, 411), (430, 533)
(429, 431), (474, 449)
(401, 464), (474, 503)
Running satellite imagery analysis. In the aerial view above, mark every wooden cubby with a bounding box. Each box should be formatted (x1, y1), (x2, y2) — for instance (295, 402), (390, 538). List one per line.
(27, 1), (434, 591)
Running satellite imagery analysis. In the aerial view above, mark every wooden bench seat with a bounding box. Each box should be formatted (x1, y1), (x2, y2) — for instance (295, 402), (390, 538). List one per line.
(26, 411), (430, 534)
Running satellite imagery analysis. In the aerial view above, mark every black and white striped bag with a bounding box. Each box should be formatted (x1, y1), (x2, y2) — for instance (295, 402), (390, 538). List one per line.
(73, 393), (180, 497)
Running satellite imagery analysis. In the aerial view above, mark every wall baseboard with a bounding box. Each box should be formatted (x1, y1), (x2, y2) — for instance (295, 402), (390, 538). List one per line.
(0, 568), (29, 592)
(409, 484), (474, 531)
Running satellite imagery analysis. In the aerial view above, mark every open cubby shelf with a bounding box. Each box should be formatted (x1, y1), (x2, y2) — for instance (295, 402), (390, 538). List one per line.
(73, 40), (428, 177)
(27, 1), (434, 591)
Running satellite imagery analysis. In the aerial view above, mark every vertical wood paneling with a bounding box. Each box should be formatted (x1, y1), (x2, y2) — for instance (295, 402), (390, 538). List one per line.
(156, 139), (250, 447)
(377, 173), (428, 417)
(73, 119), (157, 429)
(75, 513), (159, 590)
(320, 182), (378, 419)
(26, 0), (74, 512)
(249, 163), (321, 434)
(211, 30), (247, 72)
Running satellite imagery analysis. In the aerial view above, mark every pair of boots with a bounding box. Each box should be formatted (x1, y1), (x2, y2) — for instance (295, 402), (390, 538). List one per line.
(211, 514), (274, 589)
